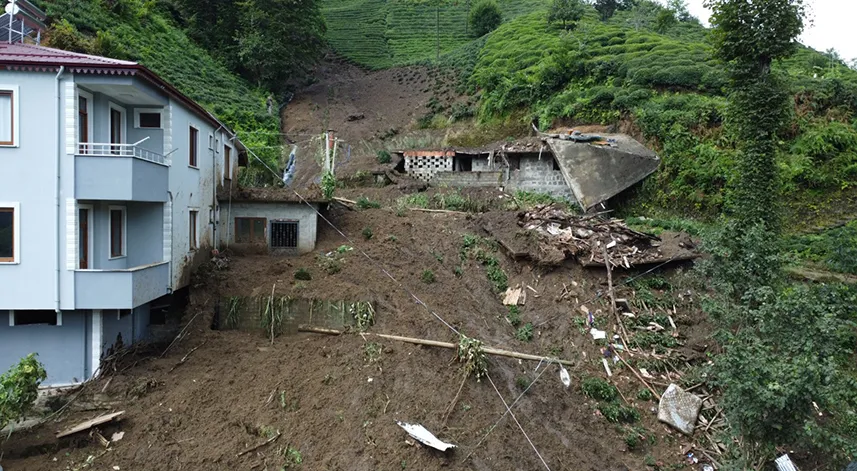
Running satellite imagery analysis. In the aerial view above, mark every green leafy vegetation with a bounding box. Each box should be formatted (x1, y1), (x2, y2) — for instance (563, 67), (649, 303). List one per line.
(515, 323), (534, 342)
(376, 150), (392, 164)
(294, 268), (312, 281)
(420, 269), (436, 283)
(362, 227), (374, 240)
(469, 0), (502, 37)
(356, 197), (381, 210)
(581, 377), (618, 401)
(547, 0), (584, 29)
(785, 221), (857, 275)
(1, 354), (47, 430)
(458, 335), (488, 380)
(505, 305), (522, 327)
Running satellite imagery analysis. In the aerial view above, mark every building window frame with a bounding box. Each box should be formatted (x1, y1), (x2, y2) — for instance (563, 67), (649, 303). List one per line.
(76, 88), (94, 154)
(77, 203), (94, 269)
(107, 102), (127, 149)
(134, 108), (163, 129)
(108, 205), (127, 260)
(0, 202), (20, 264)
(0, 84), (20, 147)
(224, 144), (232, 180)
(8, 310), (63, 327)
(189, 125), (199, 168)
(189, 209), (199, 251)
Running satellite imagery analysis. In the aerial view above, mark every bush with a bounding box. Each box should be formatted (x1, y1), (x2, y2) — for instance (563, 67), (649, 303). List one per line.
(598, 403), (640, 423)
(356, 197), (381, 210)
(506, 305), (522, 327)
(420, 269), (436, 283)
(547, 0), (584, 30)
(469, 0), (502, 37)
(294, 268), (312, 281)
(581, 377), (618, 401)
(362, 227), (373, 240)
(515, 323), (534, 342)
(376, 150), (392, 164)
(1, 354), (47, 430)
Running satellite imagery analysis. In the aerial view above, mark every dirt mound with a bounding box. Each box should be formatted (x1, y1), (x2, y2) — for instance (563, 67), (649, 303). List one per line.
(1, 204), (714, 471)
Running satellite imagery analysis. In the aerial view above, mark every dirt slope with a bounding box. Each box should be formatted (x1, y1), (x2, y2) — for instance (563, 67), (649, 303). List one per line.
(1, 204), (707, 471)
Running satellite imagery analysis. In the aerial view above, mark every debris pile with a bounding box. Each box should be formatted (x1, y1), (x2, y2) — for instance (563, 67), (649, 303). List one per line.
(517, 205), (695, 267)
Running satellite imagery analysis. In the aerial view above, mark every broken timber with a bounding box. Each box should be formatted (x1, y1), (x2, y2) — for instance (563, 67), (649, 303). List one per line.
(56, 411), (125, 438)
(297, 325), (575, 366)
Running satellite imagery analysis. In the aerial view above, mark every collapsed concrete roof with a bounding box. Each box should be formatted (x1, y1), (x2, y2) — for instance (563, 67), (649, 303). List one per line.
(544, 133), (659, 210)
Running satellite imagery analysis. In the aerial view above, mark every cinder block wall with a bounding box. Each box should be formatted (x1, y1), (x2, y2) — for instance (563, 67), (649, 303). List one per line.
(509, 155), (573, 198)
(432, 171), (504, 187)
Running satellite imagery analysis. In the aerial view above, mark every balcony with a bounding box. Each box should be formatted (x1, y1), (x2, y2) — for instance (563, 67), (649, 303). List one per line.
(75, 140), (170, 203)
(75, 261), (170, 309)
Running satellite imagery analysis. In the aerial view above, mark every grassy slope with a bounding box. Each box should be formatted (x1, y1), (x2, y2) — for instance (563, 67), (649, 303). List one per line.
(320, 0), (549, 69)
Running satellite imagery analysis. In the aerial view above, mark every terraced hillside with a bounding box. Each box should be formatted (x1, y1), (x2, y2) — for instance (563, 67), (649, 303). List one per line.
(321, 0), (549, 68)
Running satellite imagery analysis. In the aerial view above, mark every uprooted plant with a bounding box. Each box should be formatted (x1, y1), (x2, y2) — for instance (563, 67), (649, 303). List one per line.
(443, 335), (490, 425)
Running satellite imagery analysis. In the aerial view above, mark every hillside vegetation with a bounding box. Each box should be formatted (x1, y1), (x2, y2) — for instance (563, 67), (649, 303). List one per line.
(320, 0), (549, 69)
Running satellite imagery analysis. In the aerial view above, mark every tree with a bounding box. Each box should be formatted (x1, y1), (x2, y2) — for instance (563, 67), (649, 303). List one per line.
(468, 0), (502, 37)
(547, 0), (585, 30)
(236, 0), (326, 94)
(705, 0), (806, 231)
(654, 8), (676, 32)
(593, 0), (634, 22)
(666, 0), (690, 21)
(0, 354), (47, 431)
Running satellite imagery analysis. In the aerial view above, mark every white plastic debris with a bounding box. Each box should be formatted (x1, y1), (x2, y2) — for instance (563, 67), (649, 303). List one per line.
(589, 328), (607, 340)
(396, 421), (456, 451)
(657, 383), (703, 435)
(775, 454), (799, 471)
(702, 465), (714, 471)
(111, 431), (125, 442)
(559, 365), (571, 388)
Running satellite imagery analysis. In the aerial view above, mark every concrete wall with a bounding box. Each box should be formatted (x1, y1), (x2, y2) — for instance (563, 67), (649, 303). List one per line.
(432, 171), (504, 188)
(0, 70), (62, 310)
(0, 310), (89, 386)
(508, 154), (573, 198)
(219, 202), (318, 254)
(166, 99), (232, 289)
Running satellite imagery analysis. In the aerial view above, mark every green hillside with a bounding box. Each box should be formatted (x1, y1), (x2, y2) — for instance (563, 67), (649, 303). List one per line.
(320, 0), (549, 69)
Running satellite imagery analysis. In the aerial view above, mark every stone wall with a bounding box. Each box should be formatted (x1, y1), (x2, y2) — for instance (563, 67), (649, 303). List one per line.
(431, 171), (504, 187)
(508, 155), (573, 198)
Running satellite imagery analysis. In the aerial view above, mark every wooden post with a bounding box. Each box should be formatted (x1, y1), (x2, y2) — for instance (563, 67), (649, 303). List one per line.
(269, 284), (276, 345)
(602, 245), (630, 352)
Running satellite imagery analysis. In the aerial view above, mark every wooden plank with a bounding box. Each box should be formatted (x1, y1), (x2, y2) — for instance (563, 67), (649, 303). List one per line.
(56, 411), (125, 438)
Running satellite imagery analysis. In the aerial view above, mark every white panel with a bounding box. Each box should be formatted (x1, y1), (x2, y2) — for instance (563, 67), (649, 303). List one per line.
(90, 310), (102, 379)
(64, 81), (75, 154)
(163, 200), (172, 264)
(163, 101), (173, 159)
(65, 198), (77, 270)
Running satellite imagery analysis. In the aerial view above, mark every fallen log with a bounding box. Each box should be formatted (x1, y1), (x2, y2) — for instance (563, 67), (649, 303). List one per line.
(297, 325), (575, 367)
(56, 411), (125, 438)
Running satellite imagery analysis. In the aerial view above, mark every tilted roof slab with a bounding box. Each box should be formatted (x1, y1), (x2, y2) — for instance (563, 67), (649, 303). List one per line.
(545, 133), (659, 210)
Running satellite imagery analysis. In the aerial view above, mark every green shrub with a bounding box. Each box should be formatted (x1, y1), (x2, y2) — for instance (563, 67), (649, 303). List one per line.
(598, 403), (640, 423)
(317, 255), (343, 275)
(356, 197), (381, 210)
(515, 376), (532, 390)
(362, 227), (374, 240)
(420, 269), (436, 284)
(469, 0), (502, 37)
(0, 354), (47, 430)
(506, 305), (522, 327)
(581, 377), (618, 401)
(515, 323), (534, 342)
(294, 268), (312, 281)
(376, 150), (392, 164)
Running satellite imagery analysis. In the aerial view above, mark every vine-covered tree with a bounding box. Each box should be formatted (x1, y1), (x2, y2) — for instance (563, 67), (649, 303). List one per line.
(468, 0), (502, 37)
(547, 0), (585, 30)
(705, 0), (806, 231)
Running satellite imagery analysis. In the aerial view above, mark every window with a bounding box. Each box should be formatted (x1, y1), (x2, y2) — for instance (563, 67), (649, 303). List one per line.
(189, 210), (198, 250)
(224, 146), (232, 180)
(270, 221), (298, 249)
(208, 133), (214, 150)
(235, 217), (266, 244)
(108, 102), (126, 155)
(78, 96), (89, 153)
(109, 206), (126, 258)
(10, 310), (60, 326)
(189, 126), (199, 167)
(0, 203), (19, 263)
(135, 110), (162, 129)
(0, 87), (18, 146)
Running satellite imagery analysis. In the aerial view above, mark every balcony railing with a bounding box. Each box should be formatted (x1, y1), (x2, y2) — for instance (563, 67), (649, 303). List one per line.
(77, 138), (170, 166)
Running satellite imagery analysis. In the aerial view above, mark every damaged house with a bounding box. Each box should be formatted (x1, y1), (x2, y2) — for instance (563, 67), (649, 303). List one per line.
(0, 43), (247, 386)
(396, 132), (660, 210)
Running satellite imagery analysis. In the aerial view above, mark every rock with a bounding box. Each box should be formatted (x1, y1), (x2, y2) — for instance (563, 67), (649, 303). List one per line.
(347, 113), (365, 121)
(657, 383), (702, 435)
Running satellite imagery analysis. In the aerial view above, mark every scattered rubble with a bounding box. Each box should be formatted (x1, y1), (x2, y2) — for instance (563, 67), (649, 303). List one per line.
(517, 205), (698, 267)
(657, 384), (703, 435)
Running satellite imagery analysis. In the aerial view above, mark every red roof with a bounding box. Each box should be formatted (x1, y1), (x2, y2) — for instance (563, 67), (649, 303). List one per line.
(0, 43), (137, 68)
(0, 43), (243, 149)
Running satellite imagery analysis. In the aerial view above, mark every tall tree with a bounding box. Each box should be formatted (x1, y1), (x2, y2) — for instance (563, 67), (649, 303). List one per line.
(236, 0), (326, 94)
(593, 0), (634, 21)
(705, 0), (806, 231)
(547, 0), (585, 29)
